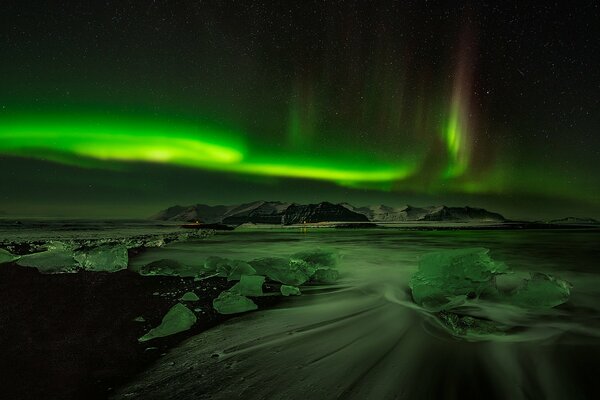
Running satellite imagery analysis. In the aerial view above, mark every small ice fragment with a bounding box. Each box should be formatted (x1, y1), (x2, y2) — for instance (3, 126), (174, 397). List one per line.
(212, 291), (257, 315)
(230, 275), (265, 297)
(280, 285), (301, 296)
(0, 248), (19, 264)
(179, 291), (200, 301)
(205, 256), (256, 281)
(133, 316), (146, 322)
(138, 303), (197, 342)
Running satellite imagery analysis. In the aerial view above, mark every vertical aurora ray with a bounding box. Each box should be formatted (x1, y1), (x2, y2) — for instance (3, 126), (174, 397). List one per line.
(443, 29), (476, 179)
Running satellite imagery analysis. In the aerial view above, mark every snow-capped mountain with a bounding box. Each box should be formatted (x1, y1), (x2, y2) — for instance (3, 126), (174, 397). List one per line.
(152, 201), (506, 224)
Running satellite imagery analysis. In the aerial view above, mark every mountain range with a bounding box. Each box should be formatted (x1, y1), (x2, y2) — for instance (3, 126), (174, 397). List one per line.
(151, 201), (506, 225)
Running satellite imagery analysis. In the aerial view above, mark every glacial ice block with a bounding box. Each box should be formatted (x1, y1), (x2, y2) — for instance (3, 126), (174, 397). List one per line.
(508, 272), (571, 309)
(290, 249), (338, 270)
(212, 291), (258, 315)
(204, 256), (256, 281)
(74, 244), (128, 272)
(410, 248), (572, 313)
(138, 258), (194, 277)
(138, 303), (197, 342)
(230, 275), (265, 297)
(249, 257), (311, 286)
(409, 248), (508, 311)
(312, 268), (340, 283)
(16, 242), (78, 273)
(0, 248), (19, 264)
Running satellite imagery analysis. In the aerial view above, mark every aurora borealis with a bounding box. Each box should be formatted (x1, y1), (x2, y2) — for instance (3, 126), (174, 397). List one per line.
(0, 1), (598, 218)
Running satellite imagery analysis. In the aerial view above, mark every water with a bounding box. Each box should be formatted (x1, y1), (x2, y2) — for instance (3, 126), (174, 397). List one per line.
(0, 219), (185, 242)
(116, 227), (600, 400)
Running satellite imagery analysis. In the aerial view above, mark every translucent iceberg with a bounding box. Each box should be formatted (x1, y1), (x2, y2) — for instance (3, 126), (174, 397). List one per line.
(204, 256), (256, 281)
(290, 249), (338, 269)
(138, 259), (194, 277)
(230, 275), (265, 297)
(249, 257), (311, 286)
(138, 303), (197, 342)
(212, 291), (257, 315)
(312, 268), (340, 283)
(508, 272), (571, 309)
(409, 248), (508, 311)
(0, 248), (18, 264)
(409, 248), (572, 340)
(16, 242), (78, 273)
(74, 244), (128, 272)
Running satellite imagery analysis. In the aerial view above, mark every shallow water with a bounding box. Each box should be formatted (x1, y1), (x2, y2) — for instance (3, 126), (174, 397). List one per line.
(117, 228), (600, 400)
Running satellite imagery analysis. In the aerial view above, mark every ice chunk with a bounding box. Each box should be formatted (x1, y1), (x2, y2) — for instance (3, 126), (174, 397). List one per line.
(280, 285), (301, 296)
(508, 272), (571, 309)
(16, 244), (78, 274)
(138, 259), (194, 277)
(409, 248), (508, 311)
(133, 316), (146, 322)
(290, 249), (338, 270)
(409, 248), (573, 340)
(74, 244), (128, 272)
(0, 248), (19, 264)
(230, 275), (265, 297)
(312, 268), (340, 283)
(138, 303), (197, 342)
(249, 257), (311, 286)
(204, 256), (256, 281)
(180, 291), (200, 301)
(212, 291), (257, 315)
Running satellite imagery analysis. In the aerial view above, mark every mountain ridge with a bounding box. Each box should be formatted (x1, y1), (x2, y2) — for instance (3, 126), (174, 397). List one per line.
(151, 201), (507, 225)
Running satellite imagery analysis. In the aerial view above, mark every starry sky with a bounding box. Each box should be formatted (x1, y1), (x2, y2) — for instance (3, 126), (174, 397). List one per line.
(0, 0), (598, 219)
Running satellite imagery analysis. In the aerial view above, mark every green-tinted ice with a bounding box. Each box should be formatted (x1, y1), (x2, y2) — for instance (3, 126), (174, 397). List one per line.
(180, 291), (200, 301)
(138, 303), (197, 342)
(280, 285), (301, 296)
(74, 244), (128, 272)
(138, 258), (194, 277)
(212, 291), (258, 314)
(409, 248), (572, 339)
(250, 257), (311, 286)
(205, 256), (256, 281)
(409, 248), (508, 311)
(0, 248), (19, 264)
(211, 249), (339, 314)
(230, 275), (265, 297)
(509, 272), (571, 309)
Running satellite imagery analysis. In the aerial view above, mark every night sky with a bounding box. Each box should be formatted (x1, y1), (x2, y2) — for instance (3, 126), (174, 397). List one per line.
(1, 1), (598, 219)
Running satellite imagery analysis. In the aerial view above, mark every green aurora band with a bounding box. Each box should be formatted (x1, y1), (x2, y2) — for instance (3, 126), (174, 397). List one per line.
(0, 112), (417, 185)
(0, 107), (596, 207)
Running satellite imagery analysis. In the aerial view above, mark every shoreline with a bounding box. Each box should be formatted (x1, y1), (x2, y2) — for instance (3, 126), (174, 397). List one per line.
(0, 262), (280, 400)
